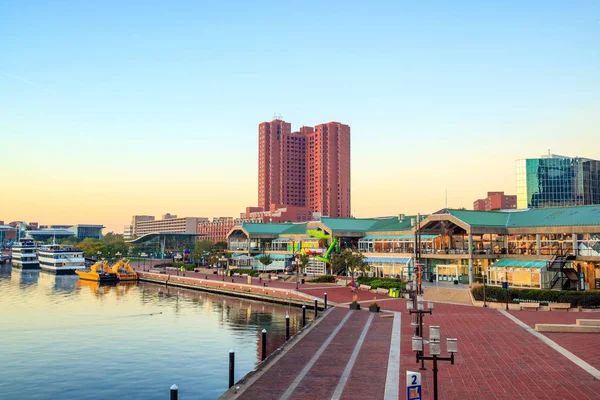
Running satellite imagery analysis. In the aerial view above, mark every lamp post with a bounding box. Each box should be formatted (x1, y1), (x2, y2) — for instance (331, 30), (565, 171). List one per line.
(219, 256), (227, 281)
(412, 326), (458, 400)
(141, 252), (147, 271)
(294, 257), (301, 290)
(345, 258), (349, 287)
(482, 270), (487, 308)
(407, 295), (434, 370)
(97, 251), (102, 261)
(115, 252), (122, 260)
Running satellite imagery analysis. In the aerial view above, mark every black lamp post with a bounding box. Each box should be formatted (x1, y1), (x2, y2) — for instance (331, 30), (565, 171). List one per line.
(482, 270), (487, 308)
(295, 257), (301, 290)
(412, 327), (458, 400)
(407, 294), (434, 370)
(219, 256), (227, 281)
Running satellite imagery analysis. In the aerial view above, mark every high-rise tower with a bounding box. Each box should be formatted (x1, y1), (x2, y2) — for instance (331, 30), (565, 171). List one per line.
(258, 119), (351, 218)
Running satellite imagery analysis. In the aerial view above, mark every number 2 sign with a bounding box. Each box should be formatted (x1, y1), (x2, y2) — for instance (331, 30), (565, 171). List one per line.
(406, 371), (422, 400)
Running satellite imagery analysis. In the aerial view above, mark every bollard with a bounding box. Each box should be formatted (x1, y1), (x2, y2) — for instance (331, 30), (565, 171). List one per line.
(285, 314), (290, 341)
(229, 349), (235, 388)
(261, 329), (267, 361)
(314, 299), (318, 317)
(302, 305), (306, 328)
(324, 293), (328, 309)
(170, 384), (178, 400)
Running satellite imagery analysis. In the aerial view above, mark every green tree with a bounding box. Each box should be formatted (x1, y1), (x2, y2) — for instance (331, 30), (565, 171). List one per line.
(193, 240), (214, 262)
(214, 241), (228, 251)
(298, 253), (310, 275)
(258, 254), (272, 272)
(331, 250), (366, 278)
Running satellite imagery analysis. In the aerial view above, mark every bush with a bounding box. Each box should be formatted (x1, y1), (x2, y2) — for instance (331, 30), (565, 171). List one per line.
(232, 268), (260, 277)
(309, 275), (336, 283)
(356, 276), (406, 290)
(471, 286), (600, 308)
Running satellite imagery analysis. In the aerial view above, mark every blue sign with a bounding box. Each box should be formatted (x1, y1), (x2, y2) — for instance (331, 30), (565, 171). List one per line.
(407, 386), (422, 400)
(502, 282), (508, 289)
(406, 371), (422, 400)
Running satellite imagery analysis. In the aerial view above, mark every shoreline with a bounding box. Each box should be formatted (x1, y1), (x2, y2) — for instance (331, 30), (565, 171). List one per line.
(138, 271), (325, 310)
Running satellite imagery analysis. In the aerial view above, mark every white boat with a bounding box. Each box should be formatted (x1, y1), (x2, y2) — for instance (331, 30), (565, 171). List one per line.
(37, 244), (85, 275)
(11, 240), (40, 270)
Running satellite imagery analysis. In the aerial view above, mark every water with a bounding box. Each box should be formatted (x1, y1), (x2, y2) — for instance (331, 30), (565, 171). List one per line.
(0, 265), (308, 399)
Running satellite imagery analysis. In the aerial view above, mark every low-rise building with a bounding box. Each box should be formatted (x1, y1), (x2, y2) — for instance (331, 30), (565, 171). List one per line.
(473, 191), (517, 211)
(241, 204), (315, 223)
(227, 206), (600, 291)
(197, 217), (240, 243)
(133, 214), (208, 237)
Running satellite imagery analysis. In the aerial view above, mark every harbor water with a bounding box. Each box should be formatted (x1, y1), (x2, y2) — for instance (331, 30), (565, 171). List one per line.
(0, 265), (307, 399)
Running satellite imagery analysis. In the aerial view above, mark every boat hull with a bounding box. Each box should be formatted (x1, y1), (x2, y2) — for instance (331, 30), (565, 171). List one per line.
(76, 270), (118, 282)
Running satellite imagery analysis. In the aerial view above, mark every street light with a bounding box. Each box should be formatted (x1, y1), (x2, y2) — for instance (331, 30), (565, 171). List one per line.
(219, 256), (227, 281)
(413, 326), (458, 400)
(482, 269), (487, 308)
(294, 257), (301, 290)
(97, 251), (102, 261)
(408, 295), (434, 370)
(115, 252), (122, 259)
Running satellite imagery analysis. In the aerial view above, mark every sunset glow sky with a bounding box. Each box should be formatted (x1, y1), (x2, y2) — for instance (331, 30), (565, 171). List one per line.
(1, 1), (599, 233)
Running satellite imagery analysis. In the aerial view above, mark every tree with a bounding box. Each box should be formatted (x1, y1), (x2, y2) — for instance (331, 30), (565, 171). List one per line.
(331, 250), (366, 278)
(193, 240), (214, 263)
(214, 241), (228, 251)
(298, 253), (310, 275)
(258, 254), (272, 272)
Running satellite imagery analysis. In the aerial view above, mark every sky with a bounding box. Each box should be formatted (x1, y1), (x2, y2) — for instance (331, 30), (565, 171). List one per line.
(1, 1), (599, 233)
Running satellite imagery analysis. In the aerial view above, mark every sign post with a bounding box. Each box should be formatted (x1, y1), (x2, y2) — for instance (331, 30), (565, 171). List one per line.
(406, 371), (422, 400)
(502, 281), (509, 310)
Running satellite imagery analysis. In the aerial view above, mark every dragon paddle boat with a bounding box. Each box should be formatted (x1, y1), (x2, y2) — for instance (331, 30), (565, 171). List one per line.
(110, 259), (138, 282)
(76, 261), (118, 283)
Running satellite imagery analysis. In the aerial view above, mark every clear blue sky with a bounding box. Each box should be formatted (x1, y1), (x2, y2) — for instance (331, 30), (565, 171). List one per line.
(1, 1), (599, 232)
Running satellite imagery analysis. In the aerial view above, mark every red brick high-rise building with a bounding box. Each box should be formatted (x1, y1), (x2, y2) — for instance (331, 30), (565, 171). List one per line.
(258, 119), (351, 218)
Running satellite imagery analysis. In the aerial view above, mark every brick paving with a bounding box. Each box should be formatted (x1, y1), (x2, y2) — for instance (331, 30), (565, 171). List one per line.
(233, 308), (395, 400)
(510, 310), (600, 370)
(400, 303), (600, 399)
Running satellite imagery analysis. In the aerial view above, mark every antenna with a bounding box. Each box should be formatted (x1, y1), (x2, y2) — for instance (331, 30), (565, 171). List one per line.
(273, 112), (283, 121)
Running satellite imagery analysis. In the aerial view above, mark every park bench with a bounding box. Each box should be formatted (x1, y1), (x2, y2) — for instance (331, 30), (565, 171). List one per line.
(549, 303), (571, 311)
(376, 288), (389, 296)
(519, 302), (540, 311)
(359, 284), (371, 291)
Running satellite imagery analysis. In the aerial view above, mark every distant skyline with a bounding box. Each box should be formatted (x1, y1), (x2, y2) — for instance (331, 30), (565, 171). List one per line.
(1, 1), (599, 233)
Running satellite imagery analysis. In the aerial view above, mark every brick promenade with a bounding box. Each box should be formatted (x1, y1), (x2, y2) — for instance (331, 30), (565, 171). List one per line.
(133, 265), (600, 399)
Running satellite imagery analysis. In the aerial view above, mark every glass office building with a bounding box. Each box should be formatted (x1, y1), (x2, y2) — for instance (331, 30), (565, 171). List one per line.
(517, 155), (600, 208)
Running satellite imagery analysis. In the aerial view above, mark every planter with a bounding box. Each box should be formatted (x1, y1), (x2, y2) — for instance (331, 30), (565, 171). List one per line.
(349, 303), (361, 310)
(369, 305), (380, 313)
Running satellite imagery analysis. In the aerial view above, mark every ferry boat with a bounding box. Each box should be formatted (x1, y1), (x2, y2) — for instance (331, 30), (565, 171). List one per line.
(76, 261), (118, 282)
(37, 244), (86, 274)
(110, 260), (138, 281)
(11, 240), (40, 270)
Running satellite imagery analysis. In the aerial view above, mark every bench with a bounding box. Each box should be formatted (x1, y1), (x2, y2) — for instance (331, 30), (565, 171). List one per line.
(519, 302), (540, 311)
(359, 284), (371, 291)
(549, 303), (571, 311)
(376, 288), (389, 296)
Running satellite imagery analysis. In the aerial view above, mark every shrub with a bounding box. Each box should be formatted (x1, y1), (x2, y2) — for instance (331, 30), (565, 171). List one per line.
(232, 268), (260, 277)
(309, 275), (336, 283)
(471, 286), (600, 308)
(356, 276), (406, 290)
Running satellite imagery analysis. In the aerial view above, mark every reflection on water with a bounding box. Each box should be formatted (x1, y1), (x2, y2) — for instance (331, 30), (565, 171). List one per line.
(0, 265), (308, 400)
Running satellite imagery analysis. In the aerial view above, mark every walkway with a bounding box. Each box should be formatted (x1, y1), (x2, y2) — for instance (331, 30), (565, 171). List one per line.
(224, 307), (400, 400)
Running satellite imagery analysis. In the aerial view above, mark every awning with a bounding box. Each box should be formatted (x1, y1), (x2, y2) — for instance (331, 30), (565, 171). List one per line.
(364, 257), (412, 264)
(232, 255), (254, 261)
(253, 254), (293, 260)
(490, 259), (548, 269)
(360, 235), (438, 241)
(272, 238), (292, 242)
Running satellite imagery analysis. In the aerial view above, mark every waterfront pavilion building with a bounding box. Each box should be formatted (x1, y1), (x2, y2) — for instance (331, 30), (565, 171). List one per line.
(227, 206), (600, 290)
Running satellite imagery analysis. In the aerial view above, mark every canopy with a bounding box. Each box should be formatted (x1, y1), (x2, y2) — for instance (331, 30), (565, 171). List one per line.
(364, 257), (412, 264)
(490, 259), (548, 269)
(360, 235), (438, 241)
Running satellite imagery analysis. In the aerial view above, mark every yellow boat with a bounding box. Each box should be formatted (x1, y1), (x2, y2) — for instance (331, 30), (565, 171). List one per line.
(76, 261), (119, 283)
(111, 259), (138, 282)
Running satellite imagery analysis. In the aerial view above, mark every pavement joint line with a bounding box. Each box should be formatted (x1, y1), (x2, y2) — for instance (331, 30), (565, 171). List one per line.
(279, 311), (354, 400)
(384, 311), (401, 400)
(331, 313), (375, 400)
(218, 307), (337, 400)
(498, 309), (600, 381)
